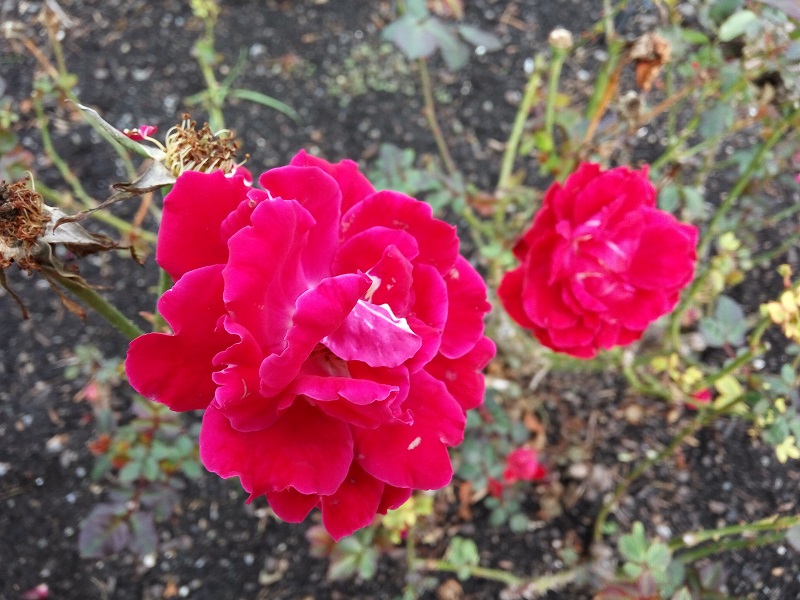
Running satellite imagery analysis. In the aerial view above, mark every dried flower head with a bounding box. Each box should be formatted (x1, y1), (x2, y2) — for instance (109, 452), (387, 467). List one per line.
(1, 178), (116, 319)
(161, 115), (245, 178)
(630, 32), (672, 91)
(0, 179), (49, 269)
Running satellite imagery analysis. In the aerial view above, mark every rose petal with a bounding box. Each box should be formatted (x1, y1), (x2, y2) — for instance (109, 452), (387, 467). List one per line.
(126, 265), (233, 411)
(157, 170), (250, 280)
(320, 462), (384, 540)
(323, 300), (422, 368)
(290, 150), (376, 213)
(354, 371), (464, 489)
(201, 400), (353, 497)
(259, 273), (371, 396)
(439, 256), (491, 359)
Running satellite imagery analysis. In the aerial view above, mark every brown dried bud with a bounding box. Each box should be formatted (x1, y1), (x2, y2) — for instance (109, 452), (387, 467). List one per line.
(630, 32), (672, 92)
(548, 28), (574, 51)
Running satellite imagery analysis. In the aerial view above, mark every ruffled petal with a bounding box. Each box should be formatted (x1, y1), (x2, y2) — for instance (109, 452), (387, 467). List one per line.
(266, 488), (319, 523)
(426, 336), (496, 411)
(323, 300), (422, 368)
(289, 150), (376, 214)
(200, 400), (353, 497)
(259, 273), (371, 396)
(341, 190), (459, 274)
(354, 371), (464, 489)
(126, 265), (233, 411)
(320, 462), (384, 540)
(439, 256), (491, 359)
(259, 165), (342, 283)
(157, 170), (250, 280)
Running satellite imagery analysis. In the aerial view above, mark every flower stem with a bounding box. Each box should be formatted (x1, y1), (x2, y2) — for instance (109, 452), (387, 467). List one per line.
(45, 268), (144, 340)
(414, 558), (588, 591)
(697, 107), (800, 259)
(592, 394), (747, 543)
(670, 513), (800, 553)
(544, 47), (567, 150)
(417, 58), (456, 177)
(496, 53), (545, 195)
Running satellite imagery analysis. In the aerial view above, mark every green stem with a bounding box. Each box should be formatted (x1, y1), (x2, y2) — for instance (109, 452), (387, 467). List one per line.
(415, 558), (587, 591)
(670, 513), (800, 552)
(45, 268), (144, 340)
(544, 48), (567, 147)
(417, 58), (456, 177)
(592, 394), (747, 543)
(665, 108), (800, 350)
(698, 108), (800, 259)
(496, 53), (545, 195)
(676, 531), (787, 564)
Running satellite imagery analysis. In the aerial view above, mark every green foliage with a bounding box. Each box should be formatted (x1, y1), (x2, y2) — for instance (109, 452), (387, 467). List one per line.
(698, 295), (747, 347)
(444, 536), (480, 580)
(367, 143), (465, 214)
(381, 0), (501, 70)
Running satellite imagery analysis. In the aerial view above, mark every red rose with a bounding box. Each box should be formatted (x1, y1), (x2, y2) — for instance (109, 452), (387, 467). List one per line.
(499, 163), (698, 358)
(125, 152), (494, 539)
(502, 448), (547, 485)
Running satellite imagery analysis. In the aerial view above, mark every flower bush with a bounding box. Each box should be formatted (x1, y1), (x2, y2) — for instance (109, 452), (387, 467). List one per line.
(125, 152), (495, 539)
(498, 163), (698, 358)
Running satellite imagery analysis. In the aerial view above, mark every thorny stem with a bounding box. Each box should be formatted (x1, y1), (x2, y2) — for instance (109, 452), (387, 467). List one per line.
(592, 394), (748, 544)
(675, 531), (787, 564)
(669, 513), (800, 554)
(417, 58), (456, 177)
(582, 38), (625, 144)
(415, 558), (588, 591)
(37, 10), (138, 180)
(496, 53), (545, 195)
(45, 268), (144, 340)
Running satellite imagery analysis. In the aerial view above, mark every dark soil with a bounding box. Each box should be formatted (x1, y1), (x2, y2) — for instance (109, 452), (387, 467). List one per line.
(1, 1), (799, 599)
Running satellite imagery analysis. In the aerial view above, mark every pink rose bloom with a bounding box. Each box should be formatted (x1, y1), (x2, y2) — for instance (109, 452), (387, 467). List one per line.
(502, 448), (547, 485)
(125, 152), (494, 539)
(499, 163), (698, 358)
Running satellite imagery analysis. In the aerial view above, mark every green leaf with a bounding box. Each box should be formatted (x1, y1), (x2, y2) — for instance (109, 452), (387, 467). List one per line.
(680, 28), (710, 45)
(381, 15), (438, 60)
(659, 184), (680, 212)
(509, 513), (529, 533)
(405, 0), (430, 19)
(619, 522), (648, 563)
(645, 543), (672, 570)
(457, 24), (503, 51)
(718, 10), (759, 41)
(425, 19), (470, 70)
(445, 536), (480, 568)
(118, 460), (142, 483)
(715, 295), (747, 344)
(229, 88), (300, 122)
(699, 316), (727, 347)
(357, 546), (379, 580)
(699, 103), (734, 138)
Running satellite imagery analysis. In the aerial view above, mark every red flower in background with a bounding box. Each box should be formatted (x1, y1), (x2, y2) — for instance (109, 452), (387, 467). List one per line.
(502, 448), (547, 485)
(125, 152), (494, 539)
(499, 163), (698, 358)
